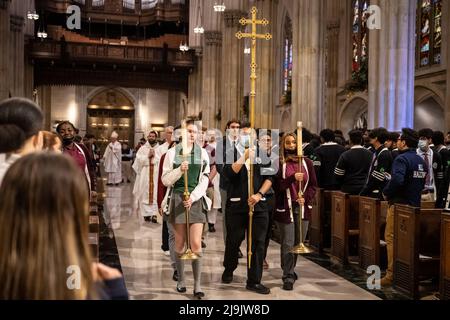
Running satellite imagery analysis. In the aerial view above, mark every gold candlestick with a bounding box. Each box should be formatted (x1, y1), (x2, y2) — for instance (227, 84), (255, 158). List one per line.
(291, 121), (312, 254)
(180, 120), (198, 260)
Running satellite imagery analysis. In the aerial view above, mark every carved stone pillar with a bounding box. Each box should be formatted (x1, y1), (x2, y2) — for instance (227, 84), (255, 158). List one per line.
(368, 0), (416, 130)
(0, 0), (10, 100)
(201, 31), (222, 129)
(291, 0), (326, 133)
(325, 21), (340, 129)
(221, 8), (246, 127)
(9, 14), (25, 97)
(253, 0), (277, 129)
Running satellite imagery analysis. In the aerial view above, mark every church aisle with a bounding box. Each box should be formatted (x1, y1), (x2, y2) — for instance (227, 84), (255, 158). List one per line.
(105, 185), (379, 300)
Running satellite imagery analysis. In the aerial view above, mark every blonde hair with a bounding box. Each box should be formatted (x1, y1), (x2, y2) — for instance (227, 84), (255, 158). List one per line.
(0, 153), (96, 299)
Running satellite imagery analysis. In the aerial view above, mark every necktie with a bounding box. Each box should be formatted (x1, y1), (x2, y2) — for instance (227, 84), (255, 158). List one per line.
(424, 153), (431, 187)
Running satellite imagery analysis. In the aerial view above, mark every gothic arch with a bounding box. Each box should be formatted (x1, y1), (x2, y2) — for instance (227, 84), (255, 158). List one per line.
(86, 86), (138, 107)
(414, 85), (445, 106)
(339, 93), (368, 135)
(414, 85), (445, 131)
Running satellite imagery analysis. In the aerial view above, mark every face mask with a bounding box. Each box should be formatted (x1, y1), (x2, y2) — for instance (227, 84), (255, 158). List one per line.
(418, 140), (428, 152)
(285, 149), (297, 155)
(62, 136), (74, 146)
(240, 135), (250, 148)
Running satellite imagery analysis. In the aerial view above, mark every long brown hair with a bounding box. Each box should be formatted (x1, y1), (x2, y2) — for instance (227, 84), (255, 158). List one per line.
(280, 133), (300, 164)
(0, 153), (96, 299)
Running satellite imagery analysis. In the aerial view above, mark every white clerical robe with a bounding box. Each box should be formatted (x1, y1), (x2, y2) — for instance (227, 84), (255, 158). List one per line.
(132, 142), (159, 217)
(103, 141), (122, 184)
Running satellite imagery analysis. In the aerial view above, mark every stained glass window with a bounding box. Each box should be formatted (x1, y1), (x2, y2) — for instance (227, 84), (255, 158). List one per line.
(352, 0), (369, 73)
(283, 16), (293, 102)
(416, 0), (442, 67)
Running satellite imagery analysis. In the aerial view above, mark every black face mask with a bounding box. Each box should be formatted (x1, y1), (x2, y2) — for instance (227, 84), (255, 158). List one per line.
(62, 136), (74, 146)
(285, 149), (297, 155)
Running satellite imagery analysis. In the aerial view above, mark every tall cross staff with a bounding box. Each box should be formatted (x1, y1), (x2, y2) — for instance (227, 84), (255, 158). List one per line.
(236, 7), (272, 269)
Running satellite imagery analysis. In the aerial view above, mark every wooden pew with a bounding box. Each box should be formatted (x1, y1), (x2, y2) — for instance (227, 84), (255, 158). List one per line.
(309, 189), (332, 251)
(422, 201), (436, 209)
(358, 197), (388, 270)
(331, 192), (360, 265)
(359, 197), (380, 270)
(441, 211), (450, 300)
(393, 205), (441, 299)
(89, 232), (99, 261)
(89, 198), (100, 261)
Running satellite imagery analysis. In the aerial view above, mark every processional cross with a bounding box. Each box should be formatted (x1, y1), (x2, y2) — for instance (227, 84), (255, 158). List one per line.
(235, 7), (272, 269)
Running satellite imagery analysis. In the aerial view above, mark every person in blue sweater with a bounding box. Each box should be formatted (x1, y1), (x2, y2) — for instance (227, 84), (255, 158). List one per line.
(382, 128), (427, 287)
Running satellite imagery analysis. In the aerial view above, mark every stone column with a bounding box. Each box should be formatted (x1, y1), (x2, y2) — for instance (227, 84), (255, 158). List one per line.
(0, 0), (10, 100)
(253, 0), (277, 130)
(221, 1), (247, 128)
(201, 30), (222, 129)
(368, 0), (416, 130)
(37, 85), (52, 130)
(187, 51), (203, 119)
(9, 14), (25, 97)
(325, 20), (340, 129)
(291, 0), (326, 133)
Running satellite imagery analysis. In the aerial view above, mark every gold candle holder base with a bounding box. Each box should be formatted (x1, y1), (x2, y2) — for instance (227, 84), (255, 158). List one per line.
(180, 249), (199, 260)
(290, 243), (313, 255)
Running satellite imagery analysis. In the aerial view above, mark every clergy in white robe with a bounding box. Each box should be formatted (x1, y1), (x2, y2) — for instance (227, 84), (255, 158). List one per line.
(132, 131), (160, 222)
(103, 132), (122, 185)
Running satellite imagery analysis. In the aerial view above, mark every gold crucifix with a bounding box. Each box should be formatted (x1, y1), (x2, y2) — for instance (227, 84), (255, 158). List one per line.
(235, 7), (272, 269)
(236, 7), (272, 127)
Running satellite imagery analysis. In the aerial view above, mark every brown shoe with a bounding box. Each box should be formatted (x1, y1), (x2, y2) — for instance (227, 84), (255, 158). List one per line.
(380, 276), (393, 287)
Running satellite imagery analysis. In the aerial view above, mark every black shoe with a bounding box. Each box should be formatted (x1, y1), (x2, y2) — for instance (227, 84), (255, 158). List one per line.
(221, 271), (233, 284)
(282, 282), (294, 291)
(202, 241), (207, 249)
(172, 270), (178, 282)
(194, 291), (205, 299)
(238, 249), (244, 259)
(208, 224), (216, 233)
(246, 283), (271, 295)
(106, 183), (113, 186)
(144, 216), (151, 222)
(151, 216), (158, 223)
(176, 284), (186, 293)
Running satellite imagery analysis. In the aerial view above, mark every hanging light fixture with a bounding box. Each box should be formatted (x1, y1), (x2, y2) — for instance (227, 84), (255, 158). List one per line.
(194, 26), (204, 34)
(194, 0), (204, 34)
(179, 41), (189, 52)
(179, 22), (189, 52)
(214, 2), (226, 12)
(27, 11), (39, 20)
(37, 30), (48, 39)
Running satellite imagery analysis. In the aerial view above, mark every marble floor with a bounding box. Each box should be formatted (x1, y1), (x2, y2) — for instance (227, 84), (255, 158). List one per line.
(103, 184), (380, 300)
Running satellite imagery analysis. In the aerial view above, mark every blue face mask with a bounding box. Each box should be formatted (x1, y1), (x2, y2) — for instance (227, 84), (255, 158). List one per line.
(418, 140), (428, 152)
